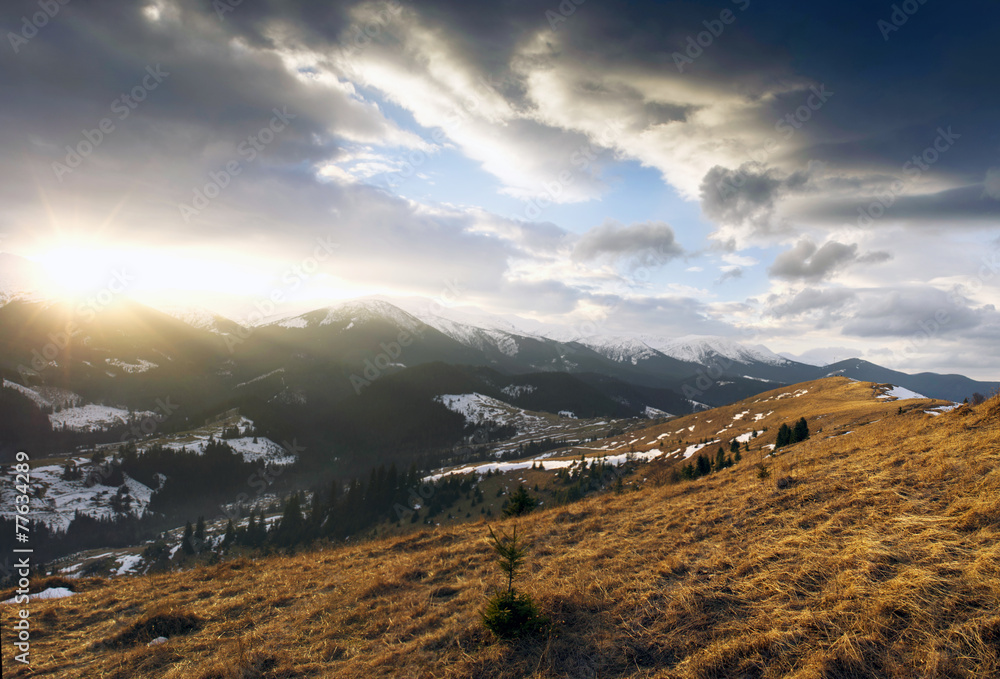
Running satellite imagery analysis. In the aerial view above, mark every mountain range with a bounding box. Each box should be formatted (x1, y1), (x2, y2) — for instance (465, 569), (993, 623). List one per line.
(1, 256), (997, 470)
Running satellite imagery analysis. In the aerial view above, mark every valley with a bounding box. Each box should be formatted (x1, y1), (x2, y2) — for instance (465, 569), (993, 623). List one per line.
(2, 376), (997, 678)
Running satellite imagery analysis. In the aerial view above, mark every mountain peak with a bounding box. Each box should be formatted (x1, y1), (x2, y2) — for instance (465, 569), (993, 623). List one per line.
(649, 335), (792, 367)
(271, 298), (424, 332)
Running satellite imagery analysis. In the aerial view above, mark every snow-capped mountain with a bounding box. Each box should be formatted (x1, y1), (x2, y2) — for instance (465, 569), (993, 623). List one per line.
(419, 316), (522, 357)
(157, 305), (235, 334)
(370, 295), (539, 359)
(648, 335), (791, 367)
(270, 299), (426, 334)
(778, 352), (828, 367)
(574, 336), (661, 365)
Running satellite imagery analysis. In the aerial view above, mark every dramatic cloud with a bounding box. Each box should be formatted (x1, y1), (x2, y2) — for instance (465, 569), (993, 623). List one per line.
(572, 220), (684, 267)
(769, 239), (891, 281)
(700, 164), (810, 241)
(2, 0), (999, 377)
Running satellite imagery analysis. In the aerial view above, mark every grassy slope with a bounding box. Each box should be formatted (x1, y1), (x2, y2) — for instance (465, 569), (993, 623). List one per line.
(4, 378), (999, 678)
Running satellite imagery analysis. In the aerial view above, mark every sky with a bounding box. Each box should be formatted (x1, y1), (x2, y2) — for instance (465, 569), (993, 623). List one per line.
(0, 0), (998, 378)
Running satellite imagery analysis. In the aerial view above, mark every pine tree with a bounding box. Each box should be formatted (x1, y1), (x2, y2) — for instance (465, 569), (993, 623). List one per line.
(775, 423), (792, 448)
(61, 460), (80, 481)
(793, 417), (809, 443)
(182, 520), (195, 555)
(195, 516), (206, 542)
(222, 520), (235, 549)
(696, 453), (712, 477)
(504, 484), (538, 517)
(481, 524), (547, 639)
(730, 439), (740, 454)
(273, 494), (304, 547)
(714, 447), (726, 472)
(257, 509), (269, 545)
(243, 514), (257, 547)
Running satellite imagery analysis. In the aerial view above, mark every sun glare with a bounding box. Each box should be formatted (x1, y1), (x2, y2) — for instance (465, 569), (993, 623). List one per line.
(28, 244), (377, 317)
(33, 247), (130, 300)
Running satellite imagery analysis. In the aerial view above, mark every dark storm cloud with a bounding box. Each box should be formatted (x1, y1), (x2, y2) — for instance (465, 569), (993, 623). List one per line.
(2, 0), (999, 377)
(769, 239), (891, 281)
(795, 185), (1000, 228)
(572, 220), (684, 266)
(700, 164), (810, 236)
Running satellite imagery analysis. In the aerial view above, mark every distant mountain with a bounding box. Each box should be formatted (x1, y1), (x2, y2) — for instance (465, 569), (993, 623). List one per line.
(219, 299), (1000, 405)
(2, 288), (997, 467)
(651, 335), (791, 367)
(157, 305), (244, 335)
(576, 336), (661, 365)
(269, 299), (426, 333)
(822, 359), (998, 404)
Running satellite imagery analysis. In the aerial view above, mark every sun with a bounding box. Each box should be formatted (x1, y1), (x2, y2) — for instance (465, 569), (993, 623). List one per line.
(31, 244), (259, 305)
(33, 245), (134, 301)
(27, 241), (380, 319)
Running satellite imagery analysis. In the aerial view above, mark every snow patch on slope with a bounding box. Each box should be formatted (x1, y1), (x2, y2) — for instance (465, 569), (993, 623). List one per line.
(877, 385), (928, 401)
(106, 358), (158, 373)
(50, 405), (157, 432)
(0, 467), (155, 532)
(501, 384), (536, 399)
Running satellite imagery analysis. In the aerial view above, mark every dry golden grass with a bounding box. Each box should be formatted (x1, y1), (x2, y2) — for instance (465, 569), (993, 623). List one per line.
(4, 378), (999, 678)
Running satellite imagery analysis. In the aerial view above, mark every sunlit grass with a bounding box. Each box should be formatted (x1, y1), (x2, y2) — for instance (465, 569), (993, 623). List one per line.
(4, 379), (998, 678)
